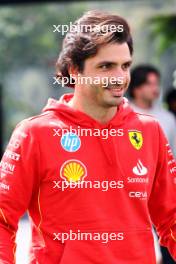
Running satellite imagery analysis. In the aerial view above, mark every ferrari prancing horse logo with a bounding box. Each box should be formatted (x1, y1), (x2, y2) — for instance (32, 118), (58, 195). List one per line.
(128, 130), (143, 150)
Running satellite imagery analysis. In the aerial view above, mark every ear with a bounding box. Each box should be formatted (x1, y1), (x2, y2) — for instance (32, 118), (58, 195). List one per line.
(69, 64), (79, 80)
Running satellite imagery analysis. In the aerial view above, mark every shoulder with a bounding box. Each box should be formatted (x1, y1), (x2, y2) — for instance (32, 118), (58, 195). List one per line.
(131, 110), (159, 128)
(13, 111), (58, 137)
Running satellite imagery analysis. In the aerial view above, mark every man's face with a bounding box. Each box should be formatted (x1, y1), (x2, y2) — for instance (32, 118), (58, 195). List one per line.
(136, 73), (160, 103)
(73, 42), (132, 107)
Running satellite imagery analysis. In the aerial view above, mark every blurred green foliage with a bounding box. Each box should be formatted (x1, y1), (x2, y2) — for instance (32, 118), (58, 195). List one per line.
(0, 4), (87, 77)
(0, 3), (88, 143)
(148, 14), (176, 54)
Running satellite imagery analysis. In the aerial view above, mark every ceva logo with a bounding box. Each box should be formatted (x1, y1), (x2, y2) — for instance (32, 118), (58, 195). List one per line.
(132, 160), (147, 176)
(129, 191), (147, 200)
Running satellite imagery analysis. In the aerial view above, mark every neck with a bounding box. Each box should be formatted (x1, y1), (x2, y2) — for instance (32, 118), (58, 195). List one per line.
(68, 93), (118, 124)
(133, 98), (153, 109)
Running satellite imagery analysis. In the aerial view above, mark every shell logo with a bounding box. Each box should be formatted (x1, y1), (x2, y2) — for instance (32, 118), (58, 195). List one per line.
(60, 160), (87, 183)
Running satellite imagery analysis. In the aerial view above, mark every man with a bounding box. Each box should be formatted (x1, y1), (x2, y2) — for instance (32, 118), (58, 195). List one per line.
(128, 65), (176, 157)
(0, 10), (176, 264)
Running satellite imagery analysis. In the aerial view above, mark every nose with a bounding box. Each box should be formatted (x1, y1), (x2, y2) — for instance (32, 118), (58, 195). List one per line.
(115, 65), (128, 77)
(112, 67), (126, 85)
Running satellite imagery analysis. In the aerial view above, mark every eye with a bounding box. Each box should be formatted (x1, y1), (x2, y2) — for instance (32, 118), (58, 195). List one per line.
(122, 62), (131, 70)
(99, 63), (113, 70)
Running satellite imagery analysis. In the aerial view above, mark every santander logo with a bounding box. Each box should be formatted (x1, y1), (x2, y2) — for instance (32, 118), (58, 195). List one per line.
(133, 160), (148, 176)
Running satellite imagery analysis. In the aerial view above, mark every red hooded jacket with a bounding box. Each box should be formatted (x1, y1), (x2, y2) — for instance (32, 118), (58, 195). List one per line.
(0, 94), (176, 264)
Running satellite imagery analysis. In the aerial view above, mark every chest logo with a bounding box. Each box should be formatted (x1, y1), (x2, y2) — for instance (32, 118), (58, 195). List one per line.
(128, 130), (143, 150)
(60, 160), (87, 183)
(133, 160), (148, 176)
(61, 132), (81, 152)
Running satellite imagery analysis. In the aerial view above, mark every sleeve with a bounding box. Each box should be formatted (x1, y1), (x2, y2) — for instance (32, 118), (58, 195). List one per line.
(0, 120), (40, 263)
(148, 121), (176, 260)
(169, 117), (176, 158)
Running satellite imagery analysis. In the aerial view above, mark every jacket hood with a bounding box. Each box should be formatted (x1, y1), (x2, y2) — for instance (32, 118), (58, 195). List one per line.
(42, 93), (134, 128)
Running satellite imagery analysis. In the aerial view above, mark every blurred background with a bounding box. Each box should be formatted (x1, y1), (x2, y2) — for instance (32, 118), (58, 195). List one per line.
(0, 0), (176, 263)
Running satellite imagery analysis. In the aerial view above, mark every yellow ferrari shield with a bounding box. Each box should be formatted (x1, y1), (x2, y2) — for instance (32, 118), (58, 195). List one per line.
(128, 131), (143, 150)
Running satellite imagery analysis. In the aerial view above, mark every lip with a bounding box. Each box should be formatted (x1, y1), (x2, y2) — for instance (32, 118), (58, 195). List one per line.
(105, 86), (124, 96)
(105, 86), (123, 90)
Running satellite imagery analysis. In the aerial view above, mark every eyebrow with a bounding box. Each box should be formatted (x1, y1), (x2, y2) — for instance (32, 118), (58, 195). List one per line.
(95, 59), (133, 67)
